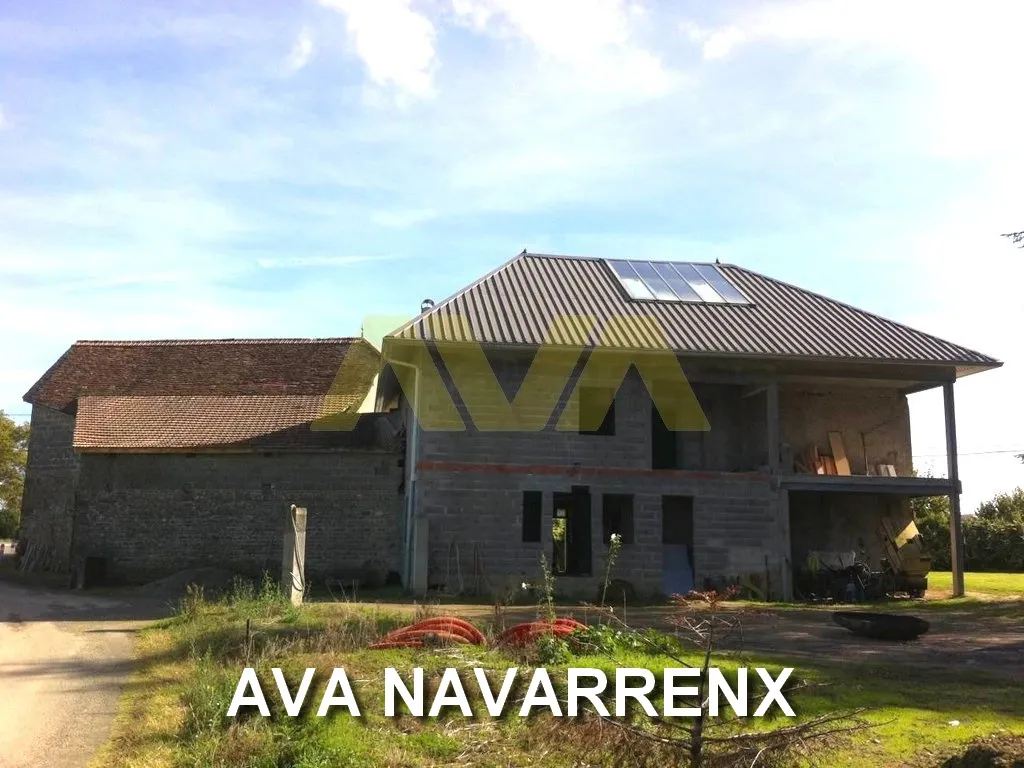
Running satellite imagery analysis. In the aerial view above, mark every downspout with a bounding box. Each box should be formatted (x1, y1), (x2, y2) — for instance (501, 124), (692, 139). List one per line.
(388, 358), (420, 591)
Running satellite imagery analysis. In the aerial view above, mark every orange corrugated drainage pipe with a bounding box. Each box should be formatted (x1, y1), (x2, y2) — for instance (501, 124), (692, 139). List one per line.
(368, 616), (487, 650)
(497, 618), (587, 647)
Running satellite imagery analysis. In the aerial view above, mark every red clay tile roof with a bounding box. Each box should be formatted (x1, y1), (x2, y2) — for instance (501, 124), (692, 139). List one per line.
(73, 394), (389, 451)
(24, 338), (379, 412)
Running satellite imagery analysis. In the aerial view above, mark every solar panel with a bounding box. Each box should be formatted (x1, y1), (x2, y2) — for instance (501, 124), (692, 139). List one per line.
(607, 260), (749, 305)
(609, 260), (654, 300)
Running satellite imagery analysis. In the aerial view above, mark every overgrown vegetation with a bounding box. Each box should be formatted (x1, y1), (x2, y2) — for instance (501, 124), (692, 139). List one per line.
(914, 488), (1024, 572)
(95, 569), (1024, 768)
(0, 409), (29, 539)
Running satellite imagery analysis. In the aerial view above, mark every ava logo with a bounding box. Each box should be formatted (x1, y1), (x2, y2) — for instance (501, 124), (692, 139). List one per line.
(314, 313), (710, 433)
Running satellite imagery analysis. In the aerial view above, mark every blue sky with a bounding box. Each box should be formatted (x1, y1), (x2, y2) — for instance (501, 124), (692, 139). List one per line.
(1, 0), (1022, 511)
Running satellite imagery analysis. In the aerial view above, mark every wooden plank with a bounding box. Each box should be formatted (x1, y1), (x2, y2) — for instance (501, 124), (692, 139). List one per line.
(823, 456), (837, 475)
(828, 431), (851, 475)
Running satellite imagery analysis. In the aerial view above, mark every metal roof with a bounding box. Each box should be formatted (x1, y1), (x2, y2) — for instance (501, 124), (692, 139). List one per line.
(390, 252), (1000, 374)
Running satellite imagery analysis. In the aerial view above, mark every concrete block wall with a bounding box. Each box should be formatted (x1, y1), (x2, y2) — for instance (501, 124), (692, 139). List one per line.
(417, 352), (775, 472)
(404, 351), (916, 599)
(409, 350), (788, 598)
(416, 470), (782, 600)
(779, 386), (912, 475)
(418, 352), (653, 469)
(19, 405), (79, 572)
(73, 451), (403, 584)
(789, 492), (914, 569)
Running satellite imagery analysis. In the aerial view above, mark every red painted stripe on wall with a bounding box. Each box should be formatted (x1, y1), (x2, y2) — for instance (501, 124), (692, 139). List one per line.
(416, 460), (769, 482)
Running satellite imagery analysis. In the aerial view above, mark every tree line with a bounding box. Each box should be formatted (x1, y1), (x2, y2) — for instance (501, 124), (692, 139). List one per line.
(914, 487), (1024, 572)
(0, 410), (29, 539)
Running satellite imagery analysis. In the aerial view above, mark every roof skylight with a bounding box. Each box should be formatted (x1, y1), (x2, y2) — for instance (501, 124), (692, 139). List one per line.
(607, 260), (749, 305)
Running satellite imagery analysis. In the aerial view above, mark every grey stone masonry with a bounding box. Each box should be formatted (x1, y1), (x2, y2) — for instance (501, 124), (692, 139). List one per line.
(72, 451), (403, 585)
(19, 405), (80, 572)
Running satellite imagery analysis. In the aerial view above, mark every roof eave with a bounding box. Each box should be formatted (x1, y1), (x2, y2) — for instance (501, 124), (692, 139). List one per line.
(381, 335), (1001, 375)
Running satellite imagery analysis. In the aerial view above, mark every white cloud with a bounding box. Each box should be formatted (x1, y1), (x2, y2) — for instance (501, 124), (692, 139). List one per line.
(0, 104), (8, 130)
(319, 0), (436, 97)
(284, 27), (315, 74)
(451, 0), (670, 95)
(681, 1), (1024, 162)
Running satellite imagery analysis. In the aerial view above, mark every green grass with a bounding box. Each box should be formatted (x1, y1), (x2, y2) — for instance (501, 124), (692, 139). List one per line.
(95, 585), (1024, 768)
(927, 571), (1024, 597)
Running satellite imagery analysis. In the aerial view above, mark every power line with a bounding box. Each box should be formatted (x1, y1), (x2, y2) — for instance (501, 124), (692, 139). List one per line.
(914, 449), (1024, 458)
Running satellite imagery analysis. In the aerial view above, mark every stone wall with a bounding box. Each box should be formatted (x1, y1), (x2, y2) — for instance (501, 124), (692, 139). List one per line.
(19, 405), (79, 572)
(73, 450), (403, 585)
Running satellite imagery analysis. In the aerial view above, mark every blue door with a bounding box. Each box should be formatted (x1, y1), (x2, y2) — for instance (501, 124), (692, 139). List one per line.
(663, 544), (694, 597)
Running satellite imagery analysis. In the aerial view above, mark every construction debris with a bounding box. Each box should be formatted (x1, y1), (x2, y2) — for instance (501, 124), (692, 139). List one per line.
(793, 433), (898, 477)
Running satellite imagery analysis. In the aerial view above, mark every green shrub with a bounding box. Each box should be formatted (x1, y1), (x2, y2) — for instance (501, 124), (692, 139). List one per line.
(914, 489), (1024, 573)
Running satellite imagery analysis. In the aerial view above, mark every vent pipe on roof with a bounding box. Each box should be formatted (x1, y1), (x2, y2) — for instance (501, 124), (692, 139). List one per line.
(421, 299), (435, 313)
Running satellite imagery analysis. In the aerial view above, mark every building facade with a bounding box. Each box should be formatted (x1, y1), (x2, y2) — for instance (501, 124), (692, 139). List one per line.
(19, 338), (404, 586)
(379, 253), (1000, 599)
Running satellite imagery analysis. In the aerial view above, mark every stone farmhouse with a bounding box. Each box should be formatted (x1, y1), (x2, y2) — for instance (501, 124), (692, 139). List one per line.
(19, 339), (405, 586)
(19, 253), (1001, 599)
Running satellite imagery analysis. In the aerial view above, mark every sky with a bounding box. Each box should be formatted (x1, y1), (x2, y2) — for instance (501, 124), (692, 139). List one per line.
(1, 0), (1022, 512)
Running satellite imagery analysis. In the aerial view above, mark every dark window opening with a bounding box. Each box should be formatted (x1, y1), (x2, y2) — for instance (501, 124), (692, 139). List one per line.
(602, 494), (635, 544)
(662, 495), (694, 545)
(522, 491), (542, 543)
(651, 401), (677, 469)
(579, 387), (615, 436)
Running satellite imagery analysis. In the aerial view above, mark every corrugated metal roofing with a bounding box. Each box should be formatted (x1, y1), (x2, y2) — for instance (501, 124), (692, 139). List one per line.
(391, 253), (1000, 370)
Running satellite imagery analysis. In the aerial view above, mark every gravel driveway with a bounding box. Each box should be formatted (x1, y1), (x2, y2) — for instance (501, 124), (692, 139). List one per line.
(0, 581), (164, 768)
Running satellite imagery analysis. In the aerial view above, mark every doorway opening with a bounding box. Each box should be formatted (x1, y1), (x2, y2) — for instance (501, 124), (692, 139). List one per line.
(552, 486), (592, 576)
(662, 495), (695, 595)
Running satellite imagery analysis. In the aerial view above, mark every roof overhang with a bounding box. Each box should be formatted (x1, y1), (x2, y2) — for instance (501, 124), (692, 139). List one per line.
(376, 336), (1001, 398)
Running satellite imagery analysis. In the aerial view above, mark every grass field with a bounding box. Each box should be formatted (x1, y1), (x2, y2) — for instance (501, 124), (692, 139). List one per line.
(926, 571), (1024, 598)
(94, 576), (1024, 768)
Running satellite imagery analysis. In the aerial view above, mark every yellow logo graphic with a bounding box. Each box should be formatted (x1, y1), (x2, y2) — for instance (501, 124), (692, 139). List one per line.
(315, 314), (709, 433)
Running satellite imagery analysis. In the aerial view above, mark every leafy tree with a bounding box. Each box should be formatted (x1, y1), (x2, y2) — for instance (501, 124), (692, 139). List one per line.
(912, 493), (952, 571)
(913, 488), (1024, 573)
(975, 488), (1024, 525)
(0, 411), (30, 538)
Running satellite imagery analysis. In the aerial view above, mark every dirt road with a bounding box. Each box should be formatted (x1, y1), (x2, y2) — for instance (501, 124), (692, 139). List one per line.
(0, 581), (162, 768)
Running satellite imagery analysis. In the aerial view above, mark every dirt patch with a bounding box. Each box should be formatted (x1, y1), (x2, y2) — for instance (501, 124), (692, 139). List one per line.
(137, 567), (242, 601)
(936, 735), (1024, 768)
